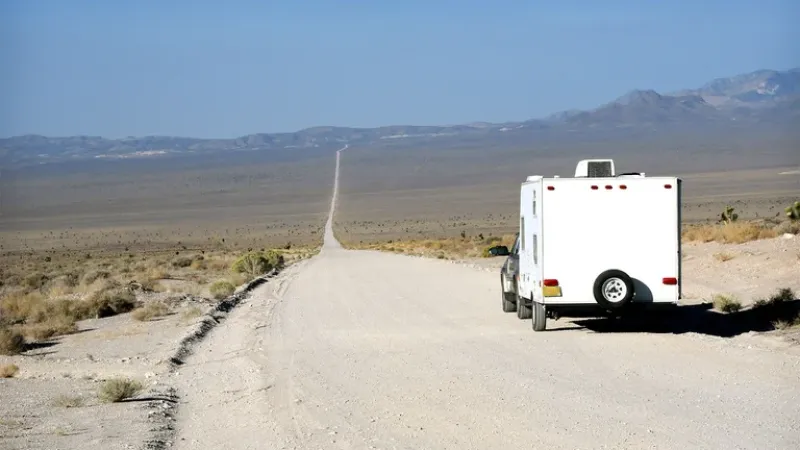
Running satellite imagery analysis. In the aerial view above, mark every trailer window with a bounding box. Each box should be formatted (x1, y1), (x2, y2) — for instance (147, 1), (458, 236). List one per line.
(520, 218), (525, 251)
(532, 191), (537, 217)
(533, 234), (538, 265)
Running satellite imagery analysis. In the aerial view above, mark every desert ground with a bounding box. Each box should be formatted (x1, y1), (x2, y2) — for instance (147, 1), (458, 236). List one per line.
(1, 143), (799, 449)
(334, 144), (800, 245)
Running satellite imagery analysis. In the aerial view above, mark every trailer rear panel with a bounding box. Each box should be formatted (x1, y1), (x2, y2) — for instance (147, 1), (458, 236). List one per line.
(540, 177), (681, 305)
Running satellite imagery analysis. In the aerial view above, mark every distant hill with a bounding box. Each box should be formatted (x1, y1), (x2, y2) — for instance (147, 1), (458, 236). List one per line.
(669, 68), (800, 108)
(1, 67), (798, 169)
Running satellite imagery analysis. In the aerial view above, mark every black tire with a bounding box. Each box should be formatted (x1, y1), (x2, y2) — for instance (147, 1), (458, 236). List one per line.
(501, 274), (516, 313)
(532, 301), (546, 331)
(593, 269), (635, 310)
(516, 292), (532, 320)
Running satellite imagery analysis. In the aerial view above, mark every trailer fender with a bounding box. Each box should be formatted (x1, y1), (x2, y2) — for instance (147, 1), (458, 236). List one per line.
(593, 269), (635, 310)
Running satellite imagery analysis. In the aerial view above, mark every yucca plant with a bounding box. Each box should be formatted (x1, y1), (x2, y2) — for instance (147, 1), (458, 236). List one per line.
(720, 205), (738, 224)
(786, 201), (800, 221)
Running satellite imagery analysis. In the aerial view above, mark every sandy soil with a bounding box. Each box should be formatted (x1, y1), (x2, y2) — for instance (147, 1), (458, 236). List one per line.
(2, 147), (798, 449)
(0, 294), (210, 450)
(167, 146), (800, 450)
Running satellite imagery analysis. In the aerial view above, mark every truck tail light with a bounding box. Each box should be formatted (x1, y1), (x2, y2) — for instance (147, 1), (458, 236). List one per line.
(542, 279), (561, 297)
(662, 277), (678, 285)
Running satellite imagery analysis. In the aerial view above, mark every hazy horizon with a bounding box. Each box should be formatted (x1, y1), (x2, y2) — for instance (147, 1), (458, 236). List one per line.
(2, 0), (798, 139)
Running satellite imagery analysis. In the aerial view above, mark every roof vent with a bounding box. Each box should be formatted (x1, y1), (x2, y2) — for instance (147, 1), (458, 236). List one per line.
(574, 159), (615, 178)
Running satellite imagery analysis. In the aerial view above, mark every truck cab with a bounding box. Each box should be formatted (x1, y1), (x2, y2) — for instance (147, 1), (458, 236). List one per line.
(500, 232), (521, 314)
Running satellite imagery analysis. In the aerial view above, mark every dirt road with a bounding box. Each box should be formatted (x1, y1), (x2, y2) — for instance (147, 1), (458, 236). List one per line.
(171, 147), (800, 450)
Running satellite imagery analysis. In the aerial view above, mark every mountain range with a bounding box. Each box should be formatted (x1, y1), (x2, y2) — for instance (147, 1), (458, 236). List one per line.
(2, 67), (798, 169)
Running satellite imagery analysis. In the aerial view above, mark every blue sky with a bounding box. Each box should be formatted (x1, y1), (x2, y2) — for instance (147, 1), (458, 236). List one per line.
(1, 0), (797, 138)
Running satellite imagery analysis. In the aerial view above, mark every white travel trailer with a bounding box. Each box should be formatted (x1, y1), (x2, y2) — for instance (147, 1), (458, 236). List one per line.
(511, 159), (682, 331)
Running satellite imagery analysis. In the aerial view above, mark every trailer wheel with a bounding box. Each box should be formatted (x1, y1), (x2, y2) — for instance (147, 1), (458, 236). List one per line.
(593, 269), (635, 310)
(516, 293), (532, 320)
(532, 301), (546, 331)
(501, 275), (516, 313)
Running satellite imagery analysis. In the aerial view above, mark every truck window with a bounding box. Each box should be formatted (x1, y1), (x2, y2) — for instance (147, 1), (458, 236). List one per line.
(511, 234), (520, 255)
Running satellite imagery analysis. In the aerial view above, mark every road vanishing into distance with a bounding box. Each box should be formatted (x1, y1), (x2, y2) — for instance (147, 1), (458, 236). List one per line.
(172, 146), (800, 450)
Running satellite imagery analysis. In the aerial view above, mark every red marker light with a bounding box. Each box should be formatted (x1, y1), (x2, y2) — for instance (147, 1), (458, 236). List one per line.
(662, 277), (678, 285)
(547, 186), (555, 191)
(605, 185), (613, 190)
(619, 185), (627, 190)
(543, 279), (559, 287)
(591, 185), (598, 190)
(664, 184), (672, 189)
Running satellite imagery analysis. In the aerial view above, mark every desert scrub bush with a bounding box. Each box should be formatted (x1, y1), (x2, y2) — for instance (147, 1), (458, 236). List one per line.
(131, 301), (171, 322)
(231, 251), (273, 279)
(85, 289), (138, 318)
(0, 328), (26, 355)
(0, 363), (19, 378)
(20, 316), (78, 341)
(713, 294), (741, 313)
(209, 281), (235, 300)
(0, 291), (46, 324)
(97, 378), (143, 403)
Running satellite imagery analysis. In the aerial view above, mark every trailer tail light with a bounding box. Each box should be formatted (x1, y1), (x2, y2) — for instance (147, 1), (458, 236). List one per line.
(547, 186), (555, 191)
(662, 277), (678, 285)
(542, 279), (562, 297)
(664, 184), (672, 189)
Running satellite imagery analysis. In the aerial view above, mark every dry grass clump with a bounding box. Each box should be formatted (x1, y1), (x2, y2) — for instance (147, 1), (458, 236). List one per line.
(97, 377), (143, 403)
(712, 294), (741, 313)
(131, 301), (171, 322)
(0, 363), (20, 378)
(209, 281), (235, 300)
(0, 328), (26, 355)
(682, 222), (778, 244)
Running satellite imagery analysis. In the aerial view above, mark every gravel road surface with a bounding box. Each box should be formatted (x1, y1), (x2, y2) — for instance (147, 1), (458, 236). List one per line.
(171, 147), (800, 450)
